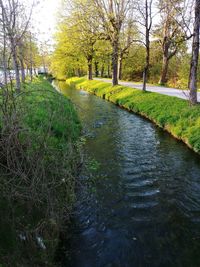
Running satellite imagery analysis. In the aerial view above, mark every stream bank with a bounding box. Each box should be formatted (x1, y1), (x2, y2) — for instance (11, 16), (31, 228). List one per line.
(66, 77), (200, 155)
(0, 77), (81, 266)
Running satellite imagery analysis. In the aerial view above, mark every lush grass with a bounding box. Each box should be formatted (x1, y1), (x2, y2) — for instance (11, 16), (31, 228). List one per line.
(22, 77), (81, 142)
(66, 77), (200, 154)
(0, 77), (82, 266)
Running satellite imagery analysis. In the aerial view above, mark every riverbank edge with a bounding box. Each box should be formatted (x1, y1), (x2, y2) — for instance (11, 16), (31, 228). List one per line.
(66, 77), (200, 155)
(0, 77), (82, 266)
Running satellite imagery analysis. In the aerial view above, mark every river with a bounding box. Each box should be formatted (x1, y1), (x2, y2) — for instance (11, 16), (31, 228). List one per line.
(56, 81), (200, 267)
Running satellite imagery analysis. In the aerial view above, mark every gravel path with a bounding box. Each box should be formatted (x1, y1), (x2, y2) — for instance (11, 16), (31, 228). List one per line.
(95, 78), (200, 102)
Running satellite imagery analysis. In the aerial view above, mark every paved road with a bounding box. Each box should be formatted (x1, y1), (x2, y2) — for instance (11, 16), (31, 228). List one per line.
(95, 78), (200, 102)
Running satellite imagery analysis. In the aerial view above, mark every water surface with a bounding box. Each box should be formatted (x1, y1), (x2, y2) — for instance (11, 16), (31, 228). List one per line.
(57, 81), (200, 267)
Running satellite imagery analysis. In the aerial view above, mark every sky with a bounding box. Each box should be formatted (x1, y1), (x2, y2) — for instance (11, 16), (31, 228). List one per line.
(31, 0), (61, 45)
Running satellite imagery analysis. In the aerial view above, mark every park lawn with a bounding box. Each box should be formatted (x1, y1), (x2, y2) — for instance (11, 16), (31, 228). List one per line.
(66, 77), (200, 154)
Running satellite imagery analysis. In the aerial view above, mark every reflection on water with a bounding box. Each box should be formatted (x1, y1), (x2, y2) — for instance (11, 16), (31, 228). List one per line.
(57, 81), (200, 267)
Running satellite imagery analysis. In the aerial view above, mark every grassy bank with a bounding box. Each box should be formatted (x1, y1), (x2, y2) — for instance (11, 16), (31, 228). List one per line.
(66, 77), (200, 154)
(0, 77), (81, 266)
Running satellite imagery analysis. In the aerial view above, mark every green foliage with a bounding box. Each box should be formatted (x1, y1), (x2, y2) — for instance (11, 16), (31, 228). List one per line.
(50, 22), (87, 79)
(122, 44), (146, 81)
(51, 0), (101, 80)
(67, 77), (200, 153)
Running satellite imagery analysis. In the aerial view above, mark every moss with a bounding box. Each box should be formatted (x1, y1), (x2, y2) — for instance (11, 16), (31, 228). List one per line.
(66, 77), (200, 154)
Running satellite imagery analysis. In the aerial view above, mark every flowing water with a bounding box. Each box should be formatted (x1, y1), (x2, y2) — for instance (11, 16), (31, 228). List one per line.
(57, 81), (200, 267)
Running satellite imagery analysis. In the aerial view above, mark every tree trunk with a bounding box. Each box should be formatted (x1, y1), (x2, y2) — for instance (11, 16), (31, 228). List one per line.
(108, 61), (111, 77)
(19, 40), (26, 83)
(112, 40), (119, 86)
(29, 33), (33, 82)
(11, 41), (20, 93)
(95, 61), (99, 77)
(20, 59), (26, 83)
(143, 33), (150, 91)
(159, 55), (169, 85)
(30, 66), (33, 82)
(143, 0), (150, 92)
(87, 56), (93, 80)
(3, 38), (8, 87)
(78, 68), (81, 77)
(143, 67), (147, 91)
(118, 55), (123, 80)
(2, 14), (8, 87)
(189, 0), (200, 105)
(13, 56), (20, 93)
(101, 64), (105, 77)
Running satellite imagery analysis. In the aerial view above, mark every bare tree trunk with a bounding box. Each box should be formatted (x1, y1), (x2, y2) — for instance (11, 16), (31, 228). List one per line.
(142, 0), (152, 92)
(30, 66), (33, 81)
(108, 61), (110, 78)
(143, 71), (147, 91)
(142, 6), (150, 91)
(29, 33), (33, 82)
(18, 39), (26, 83)
(101, 64), (104, 77)
(118, 55), (123, 80)
(94, 61), (99, 77)
(112, 39), (119, 86)
(2, 23), (8, 86)
(189, 0), (200, 105)
(159, 55), (169, 85)
(143, 66), (148, 91)
(87, 56), (93, 80)
(20, 59), (26, 83)
(78, 68), (81, 77)
(143, 47), (150, 91)
(11, 41), (21, 93)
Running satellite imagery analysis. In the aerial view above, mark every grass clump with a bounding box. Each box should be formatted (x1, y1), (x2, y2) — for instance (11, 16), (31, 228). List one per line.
(66, 77), (200, 154)
(0, 77), (81, 266)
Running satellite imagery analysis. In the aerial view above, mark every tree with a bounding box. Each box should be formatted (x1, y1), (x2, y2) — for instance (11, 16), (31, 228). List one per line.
(0, 0), (33, 92)
(51, 22), (87, 79)
(18, 32), (41, 81)
(94, 39), (112, 78)
(188, 0), (200, 105)
(156, 0), (193, 85)
(93, 0), (133, 86)
(55, 0), (101, 80)
(0, 6), (8, 87)
(135, 0), (154, 91)
(18, 37), (26, 83)
(72, 0), (101, 80)
(118, 20), (139, 80)
(122, 43), (146, 80)
(143, 0), (153, 91)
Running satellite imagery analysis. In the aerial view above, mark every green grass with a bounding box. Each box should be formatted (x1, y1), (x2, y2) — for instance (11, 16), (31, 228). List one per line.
(66, 77), (200, 154)
(21, 77), (81, 142)
(0, 77), (82, 266)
